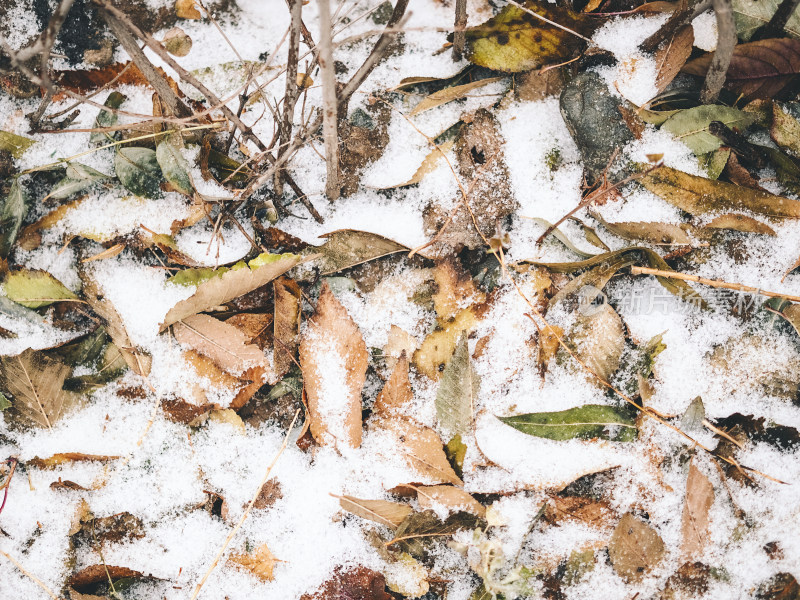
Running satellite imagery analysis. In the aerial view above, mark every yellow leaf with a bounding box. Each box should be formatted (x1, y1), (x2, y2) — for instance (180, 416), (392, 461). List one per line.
(228, 544), (279, 582)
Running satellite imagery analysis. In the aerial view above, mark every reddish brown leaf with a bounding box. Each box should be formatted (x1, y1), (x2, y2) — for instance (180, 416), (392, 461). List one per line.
(28, 453), (119, 469)
(655, 24), (694, 92)
(69, 565), (145, 589)
(300, 566), (392, 600)
(683, 38), (800, 100)
(372, 354), (412, 417)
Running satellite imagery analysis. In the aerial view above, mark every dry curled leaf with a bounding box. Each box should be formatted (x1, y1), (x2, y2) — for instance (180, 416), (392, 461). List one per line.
(654, 24), (694, 92)
(681, 461), (714, 561)
(410, 78), (504, 116)
(378, 141), (454, 189)
(28, 453), (119, 469)
(337, 494), (413, 528)
(299, 282), (368, 448)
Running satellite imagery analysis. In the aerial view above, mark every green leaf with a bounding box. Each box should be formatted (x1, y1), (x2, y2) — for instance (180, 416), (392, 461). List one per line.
(0, 130), (35, 158)
(499, 404), (637, 441)
(662, 105), (756, 155)
(680, 396), (705, 432)
(115, 147), (163, 198)
(49, 162), (109, 200)
(770, 102), (800, 155)
(3, 269), (78, 308)
(156, 136), (194, 195)
(698, 147), (731, 180)
(0, 178), (28, 258)
(0, 392), (10, 412)
(63, 343), (128, 392)
(436, 335), (479, 437)
(90, 91), (127, 145)
(732, 0), (800, 41)
(445, 434), (467, 479)
(464, 2), (591, 72)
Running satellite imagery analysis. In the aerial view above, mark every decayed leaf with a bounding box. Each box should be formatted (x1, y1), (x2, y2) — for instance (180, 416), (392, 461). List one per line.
(435, 335), (479, 437)
(638, 165), (800, 218)
(69, 565), (146, 589)
(273, 277), (302, 378)
(733, 0), (800, 40)
(156, 135), (194, 195)
(703, 213), (776, 236)
(173, 314), (272, 377)
(115, 147), (163, 198)
(567, 303), (626, 382)
(90, 91), (126, 144)
(464, 3), (591, 72)
(81, 272), (152, 376)
(771, 102), (800, 155)
(608, 512), (666, 581)
(0, 350), (80, 429)
(499, 404), (636, 442)
(299, 282), (368, 448)
(654, 24), (694, 92)
(3, 269), (78, 308)
(383, 325), (418, 372)
(661, 105), (755, 155)
(161, 253), (302, 328)
(299, 566), (393, 600)
(374, 415), (463, 485)
(414, 485), (485, 517)
(410, 78), (504, 116)
(378, 141), (454, 189)
(0, 178), (28, 258)
(373, 354), (413, 416)
(432, 258), (485, 324)
(163, 27), (193, 57)
(389, 509), (484, 558)
(337, 494), (413, 528)
(681, 461), (714, 561)
(682, 38), (800, 100)
(308, 229), (411, 275)
(414, 306), (479, 380)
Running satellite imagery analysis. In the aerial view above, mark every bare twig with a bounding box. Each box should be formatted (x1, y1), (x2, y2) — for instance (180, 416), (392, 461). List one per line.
(0, 549), (60, 600)
(751, 0), (800, 40)
(277, 0), (304, 195)
(453, 0), (468, 61)
(700, 0), (736, 103)
(708, 120), (768, 168)
(190, 409), (300, 600)
(5, 0), (75, 70)
(630, 265), (800, 302)
(317, 0), (341, 201)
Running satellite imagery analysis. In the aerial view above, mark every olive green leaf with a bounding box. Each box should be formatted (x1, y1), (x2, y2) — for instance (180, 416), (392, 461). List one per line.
(499, 404), (637, 441)
(156, 135), (194, 196)
(732, 0), (800, 41)
(115, 147), (163, 198)
(49, 163), (109, 200)
(90, 91), (127, 145)
(661, 105), (755, 155)
(3, 269), (78, 308)
(0, 130), (35, 158)
(0, 178), (28, 258)
(436, 335), (479, 437)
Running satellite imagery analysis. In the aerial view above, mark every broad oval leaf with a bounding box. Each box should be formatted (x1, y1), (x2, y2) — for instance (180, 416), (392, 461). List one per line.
(608, 512), (666, 581)
(115, 147), (163, 198)
(566, 303), (625, 382)
(732, 0), (800, 41)
(499, 404), (637, 441)
(156, 138), (194, 195)
(662, 105), (756, 155)
(90, 91), (126, 144)
(0, 130), (35, 158)
(410, 77), (504, 116)
(3, 269), (78, 308)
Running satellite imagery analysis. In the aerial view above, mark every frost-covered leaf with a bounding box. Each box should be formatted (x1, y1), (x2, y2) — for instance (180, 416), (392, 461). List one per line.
(435, 335), (479, 437)
(567, 303), (626, 382)
(228, 544), (279, 582)
(464, 3), (590, 72)
(414, 485), (486, 517)
(49, 163), (109, 200)
(590, 210), (692, 245)
(499, 404), (636, 442)
(0, 130), (35, 158)
(373, 353), (413, 416)
(432, 258), (485, 324)
(299, 282), (368, 448)
(638, 165), (800, 218)
(681, 461), (714, 561)
(90, 91), (126, 144)
(0, 349), (80, 429)
(175, 0), (202, 19)
(3, 269), (78, 308)
(308, 229), (411, 275)
(732, 0), (800, 41)
(410, 77), (504, 116)
(654, 24), (694, 92)
(115, 147), (163, 198)
(378, 141), (454, 189)
(0, 178), (28, 258)
(389, 509), (484, 558)
(156, 136), (194, 195)
(161, 253), (302, 328)
(337, 495), (412, 528)
(414, 306), (478, 380)
(683, 38), (800, 100)
(63, 343), (128, 392)
(770, 102), (800, 156)
(704, 213), (776, 235)
(608, 512), (666, 581)
(681, 396), (706, 432)
(662, 105), (756, 155)
(163, 27), (193, 56)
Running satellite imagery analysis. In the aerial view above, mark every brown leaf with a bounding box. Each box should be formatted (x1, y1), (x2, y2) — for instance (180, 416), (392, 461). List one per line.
(69, 565), (145, 589)
(81, 273), (152, 376)
(224, 312), (273, 349)
(680, 461), (714, 561)
(383, 325), (418, 372)
(543, 496), (613, 529)
(51, 478), (89, 491)
(161, 398), (213, 424)
(373, 354), (412, 417)
(173, 314), (273, 379)
(373, 416), (463, 485)
(337, 494), (413, 528)
(655, 24), (694, 92)
(378, 141), (454, 189)
(590, 209), (692, 245)
(683, 38), (800, 100)
(299, 282), (368, 449)
(704, 213), (776, 236)
(175, 0), (202, 19)
(160, 254), (302, 329)
(299, 566), (392, 600)
(273, 277), (302, 377)
(410, 78), (504, 116)
(29, 453), (119, 469)
(253, 478), (283, 509)
(228, 544), (279, 582)
(608, 512), (666, 581)
(432, 258), (485, 324)
(0, 349), (81, 429)
(413, 485), (485, 517)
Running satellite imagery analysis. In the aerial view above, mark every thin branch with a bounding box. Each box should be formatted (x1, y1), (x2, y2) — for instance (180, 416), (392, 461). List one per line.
(317, 0), (341, 201)
(751, 0), (800, 40)
(277, 0), (304, 195)
(708, 120), (768, 168)
(700, 0), (736, 104)
(453, 0), (468, 61)
(0, 549), (60, 600)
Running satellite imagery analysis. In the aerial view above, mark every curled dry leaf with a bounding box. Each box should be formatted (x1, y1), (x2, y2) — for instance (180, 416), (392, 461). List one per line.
(0, 349), (81, 429)
(703, 213), (776, 236)
(299, 282), (368, 448)
(373, 353), (413, 417)
(414, 485), (485, 518)
(28, 452), (119, 469)
(228, 544), (279, 582)
(681, 460), (714, 561)
(608, 512), (666, 581)
(160, 253), (302, 329)
(273, 277), (302, 378)
(337, 494), (413, 528)
(590, 210), (692, 246)
(69, 565), (147, 590)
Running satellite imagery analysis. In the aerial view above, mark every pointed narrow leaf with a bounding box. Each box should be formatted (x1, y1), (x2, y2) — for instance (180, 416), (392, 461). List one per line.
(499, 404), (637, 441)
(436, 335), (479, 437)
(662, 105), (756, 155)
(49, 163), (109, 200)
(0, 178), (28, 258)
(90, 91), (127, 144)
(0, 130), (35, 158)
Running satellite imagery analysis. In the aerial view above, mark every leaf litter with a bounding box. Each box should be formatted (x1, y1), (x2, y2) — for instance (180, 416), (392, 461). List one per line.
(1, 0), (800, 598)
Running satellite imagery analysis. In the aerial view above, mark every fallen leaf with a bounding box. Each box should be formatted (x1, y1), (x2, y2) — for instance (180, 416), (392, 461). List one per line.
(662, 105), (756, 155)
(81, 243), (126, 263)
(567, 303), (626, 382)
(378, 141), (454, 189)
(156, 136), (194, 195)
(0, 178), (28, 258)
(383, 325), (418, 372)
(682, 38), (800, 100)
(608, 512), (666, 581)
(680, 460), (714, 561)
(410, 77), (504, 116)
(733, 0), (800, 40)
(432, 258), (485, 324)
(373, 353), (413, 416)
(69, 565), (146, 590)
(299, 282), (368, 448)
(273, 277), (302, 378)
(308, 229), (412, 275)
(163, 26), (193, 57)
(435, 334), (479, 437)
(499, 404), (636, 442)
(337, 494), (413, 528)
(175, 0), (202, 19)
(388, 509), (484, 558)
(529, 216), (601, 259)
(413, 306), (479, 380)
(160, 252), (302, 328)
(228, 543), (279, 582)
(413, 485), (485, 517)
(209, 408), (246, 433)
(28, 453), (120, 469)
(543, 495), (613, 528)
(90, 91), (126, 145)
(3, 269), (78, 308)
(703, 213), (776, 235)
(50, 478), (89, 491)
(0, 130), (35, 158)
(638, 165), (800, 218)
(0, 349), (81, 429)
(654, 24), (694, 92)
(253, 478), (283, 509)
(299, 566), (392, 600)
(115, 147), (163, 198)
(48, 163), (109, 200)
(590, 210), (692, 245)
